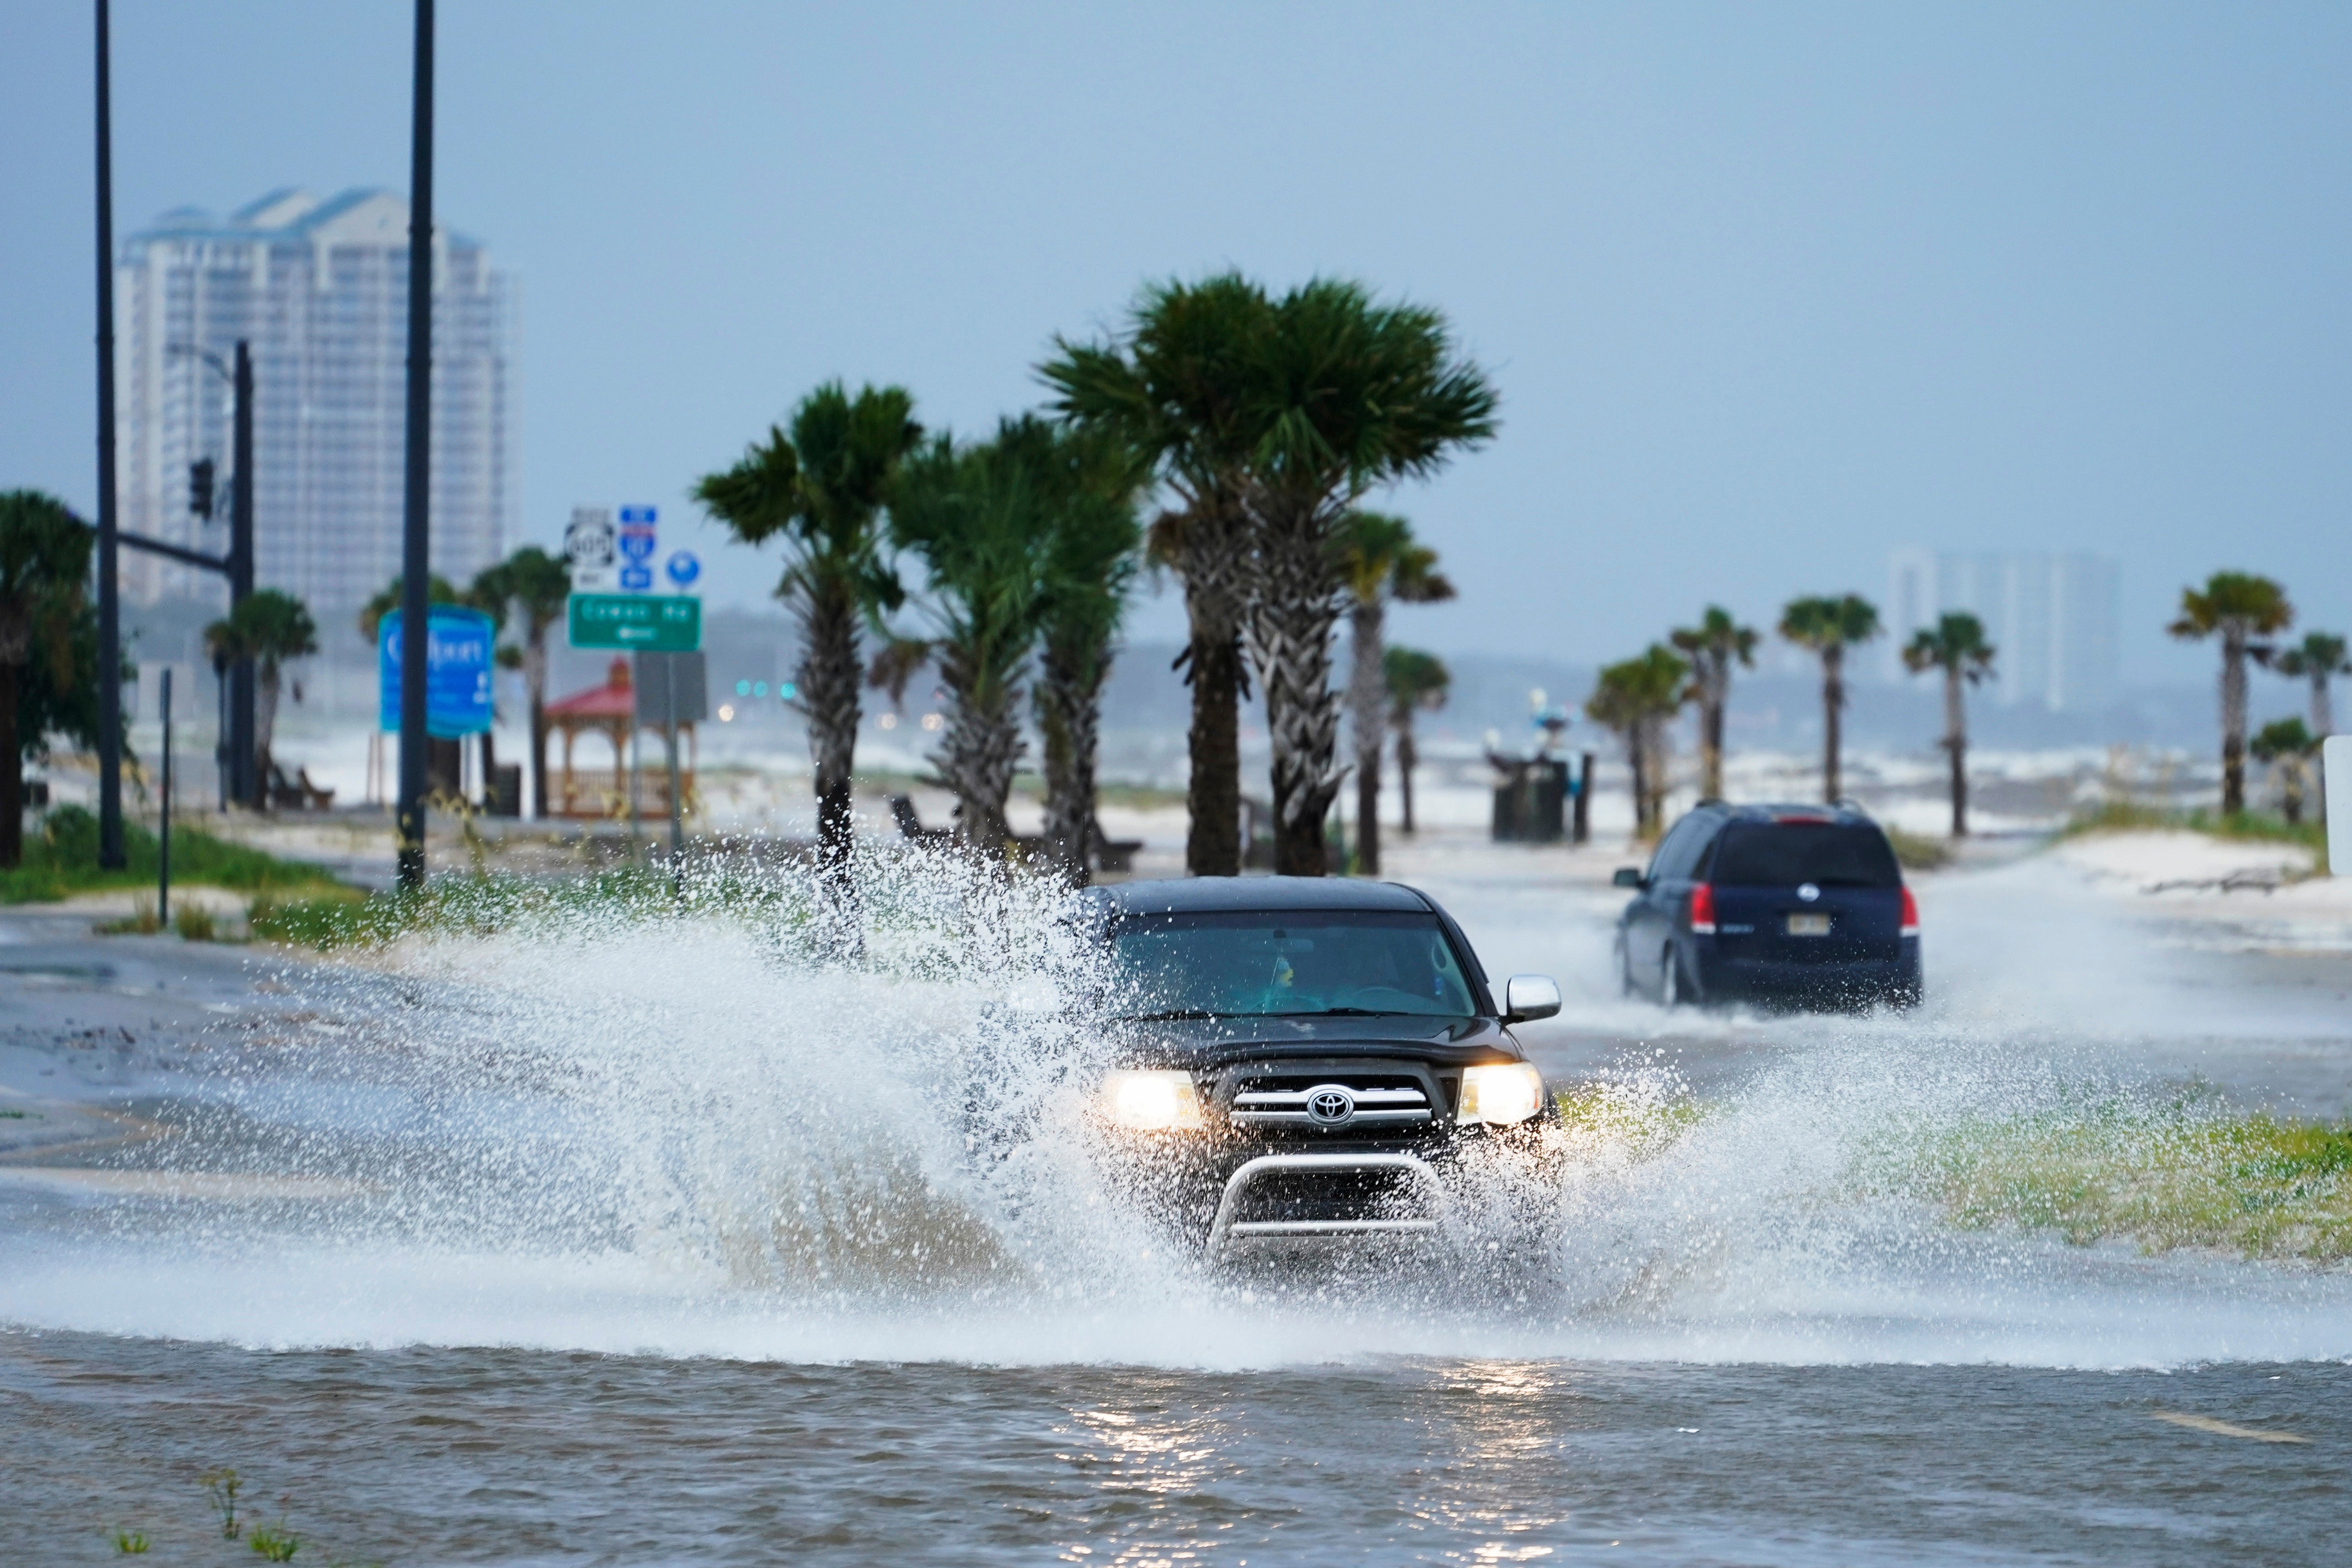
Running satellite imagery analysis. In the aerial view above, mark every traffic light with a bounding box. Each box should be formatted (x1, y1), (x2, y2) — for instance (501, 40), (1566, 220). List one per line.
(189, 459), (216, 519)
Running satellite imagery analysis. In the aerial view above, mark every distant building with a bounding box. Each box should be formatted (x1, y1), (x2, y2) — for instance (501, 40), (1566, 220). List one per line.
(1886, 549), (2120, 711)
(116, 188), (515, 638)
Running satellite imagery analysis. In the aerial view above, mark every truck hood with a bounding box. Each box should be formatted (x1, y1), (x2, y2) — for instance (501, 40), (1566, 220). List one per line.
(1106, 1011), (1523, 1069)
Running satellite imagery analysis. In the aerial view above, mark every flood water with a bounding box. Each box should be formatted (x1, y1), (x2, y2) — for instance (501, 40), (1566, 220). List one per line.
(5, 842), (2349, 1564)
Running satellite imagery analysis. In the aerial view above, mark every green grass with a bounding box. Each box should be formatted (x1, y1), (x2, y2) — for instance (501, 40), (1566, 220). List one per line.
(247, 861), (818, 951)
(2060, 799), (2328, 869)
(1554, 1085), (1705, 1157)
(249, 1520), (300, 1562)
(1095, 781), (1189, 811)
(3, 805), (347, 905)
(1884, 826), (1955, 872)
(1877, 1104), (2352, 1260)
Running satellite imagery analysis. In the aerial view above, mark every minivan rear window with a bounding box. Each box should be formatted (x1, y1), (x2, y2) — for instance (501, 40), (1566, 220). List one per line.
(1708, 824), (1900, 887)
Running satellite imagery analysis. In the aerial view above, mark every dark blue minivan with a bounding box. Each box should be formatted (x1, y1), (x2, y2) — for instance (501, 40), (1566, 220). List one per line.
(1613, 803), (1921, 1011)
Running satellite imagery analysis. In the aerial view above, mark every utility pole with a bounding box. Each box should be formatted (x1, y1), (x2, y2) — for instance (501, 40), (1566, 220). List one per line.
(395, 0), (435, 889)
(95, 0), (124, 869)
(231, 341), (256, 805)
(158, 668), (172, 926)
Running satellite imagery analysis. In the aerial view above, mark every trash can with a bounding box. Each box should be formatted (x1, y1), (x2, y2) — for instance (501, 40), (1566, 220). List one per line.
(1491, 759), (1568, 843)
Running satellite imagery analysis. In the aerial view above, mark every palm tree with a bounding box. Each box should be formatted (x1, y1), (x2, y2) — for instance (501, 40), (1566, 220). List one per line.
(0, 491), (96, 867)
(205, 589), (317, 799)
(2168, 572), (2294, 813)
(478, 545), (573, 818)
(1669, 606), (1758, 801)
(1340, 512), (1454, 876)
(1040, 274), (1274, 878)
(883, 418), (1062, 859)
(1243, 279), (1499, 875)
(358, 573), (460, 643)
(2272, 631), (2348, 738)
(695, 382), (922, 888)
(1585, 644), (1690, 838)
(1901, 611), (1996, 837)
(1031, 424), (1146, 886)
(2249, 717), (2317, 824)
(1383, 645), (1450, 837)
(1779, 594), (1881, 804)
(464, 565), (513, 808)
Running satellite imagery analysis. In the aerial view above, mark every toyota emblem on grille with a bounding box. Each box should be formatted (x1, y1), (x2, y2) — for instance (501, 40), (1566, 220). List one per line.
(1305, 1085), (1357, 1128)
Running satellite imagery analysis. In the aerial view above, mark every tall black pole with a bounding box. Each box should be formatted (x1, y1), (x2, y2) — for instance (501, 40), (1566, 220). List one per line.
(95, 0), (124, 868)
(230, 340), (257, 806)
(158, 667), (172, 926)
(396, 0), (435, 888)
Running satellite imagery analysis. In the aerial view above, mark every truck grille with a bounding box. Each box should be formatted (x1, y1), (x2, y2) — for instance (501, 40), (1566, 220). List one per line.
(1229, 1073), (1433, 1129)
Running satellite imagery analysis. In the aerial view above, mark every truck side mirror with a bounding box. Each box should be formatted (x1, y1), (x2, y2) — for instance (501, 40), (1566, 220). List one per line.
(1502, 974), (1561, 1023)
(1612, 867), (1644, 888)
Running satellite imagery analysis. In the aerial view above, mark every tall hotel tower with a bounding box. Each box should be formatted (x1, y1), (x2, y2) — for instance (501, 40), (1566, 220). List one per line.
(116, 188), (514, 640)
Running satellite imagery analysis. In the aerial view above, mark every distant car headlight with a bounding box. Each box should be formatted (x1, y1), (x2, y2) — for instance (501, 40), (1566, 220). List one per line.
(1459, 1062), (1545, 1126)
(1100, 1069), (1206, 1131)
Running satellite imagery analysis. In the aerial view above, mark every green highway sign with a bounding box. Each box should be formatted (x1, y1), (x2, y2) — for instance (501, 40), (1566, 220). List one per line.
(569, 592), (702, 652)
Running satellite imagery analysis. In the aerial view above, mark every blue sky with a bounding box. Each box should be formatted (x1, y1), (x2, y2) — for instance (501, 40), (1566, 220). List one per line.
(5, 2), (2347, 682)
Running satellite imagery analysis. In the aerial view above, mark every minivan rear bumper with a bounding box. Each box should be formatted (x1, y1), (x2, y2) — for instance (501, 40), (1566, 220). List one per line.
(1687, 938), (1921, 1008)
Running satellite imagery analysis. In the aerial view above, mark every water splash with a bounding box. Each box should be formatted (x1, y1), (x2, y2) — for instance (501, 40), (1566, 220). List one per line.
(6, 846), (2351, 1369)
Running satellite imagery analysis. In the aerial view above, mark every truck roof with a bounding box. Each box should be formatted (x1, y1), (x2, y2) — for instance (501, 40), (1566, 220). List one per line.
(1087, 876), (1436, 917)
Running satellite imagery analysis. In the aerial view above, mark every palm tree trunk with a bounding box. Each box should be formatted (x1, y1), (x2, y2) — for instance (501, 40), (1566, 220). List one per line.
(798, 572), (864, 898)
(256, 665), (282, 797)
(1348, 600), (1385, 877)
(1944, 664), (1968, 837)
(934, 651), (1022, 860)
(1396, 724), (1418, 836)
(0, 662), (20, 869)
(1178, 514), (1249, 878)
(526, 637), (549, 820)
(1184, 624), (1244, 877)
(1820, 645), (1845, 804)
(2220, 630), (2248, 814)
(1645, 716), (1672, 833)
(1253, 504), (1347, 878)
(1625, 726), (1650, 839)
(1035, 651), (1102, 886)
(1700, 687), (1725, 801)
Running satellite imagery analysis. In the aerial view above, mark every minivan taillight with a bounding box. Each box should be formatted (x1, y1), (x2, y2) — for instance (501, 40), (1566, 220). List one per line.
(1689, 882), (1717, 934)
(1900, 886), (1919, 938)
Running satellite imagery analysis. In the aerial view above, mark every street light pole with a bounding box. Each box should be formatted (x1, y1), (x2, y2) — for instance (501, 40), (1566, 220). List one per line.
(396, 0), (435, 889)
(95, 0), (124, 869)
(231, 340), (256, 805)
(161, 340), (257, 807)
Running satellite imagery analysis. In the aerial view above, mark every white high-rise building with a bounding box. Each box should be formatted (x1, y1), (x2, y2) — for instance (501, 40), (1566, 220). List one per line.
(1886, 549), (2120, 711)
(116, 188), (515, 636)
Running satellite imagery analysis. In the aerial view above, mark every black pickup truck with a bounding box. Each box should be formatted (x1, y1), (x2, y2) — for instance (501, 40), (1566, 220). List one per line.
(1069, 876), (1562, 1260)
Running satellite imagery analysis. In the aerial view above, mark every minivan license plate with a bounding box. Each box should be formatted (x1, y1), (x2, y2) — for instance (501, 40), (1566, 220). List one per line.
(1786, 913), (1832, 937)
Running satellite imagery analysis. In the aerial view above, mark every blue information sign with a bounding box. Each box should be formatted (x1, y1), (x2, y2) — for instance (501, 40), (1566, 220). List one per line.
(378, 607), (496, 736)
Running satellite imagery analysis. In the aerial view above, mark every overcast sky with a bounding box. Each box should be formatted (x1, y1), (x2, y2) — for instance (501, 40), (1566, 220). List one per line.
(5, 2), (2347, 683)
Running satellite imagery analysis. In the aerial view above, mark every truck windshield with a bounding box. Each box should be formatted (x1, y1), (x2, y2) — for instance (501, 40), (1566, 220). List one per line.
(1107, 910), (1479, 1020)
(1711, 824), (1900, 887)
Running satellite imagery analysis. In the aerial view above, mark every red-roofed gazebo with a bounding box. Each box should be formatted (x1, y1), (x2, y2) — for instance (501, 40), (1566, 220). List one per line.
(546, 657), (696, 818)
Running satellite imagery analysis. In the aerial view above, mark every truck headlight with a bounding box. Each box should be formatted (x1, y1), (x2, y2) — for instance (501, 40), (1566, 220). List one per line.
(1100, 1069), (1206, 1131)
(1459, 1063), (1544, 1126)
